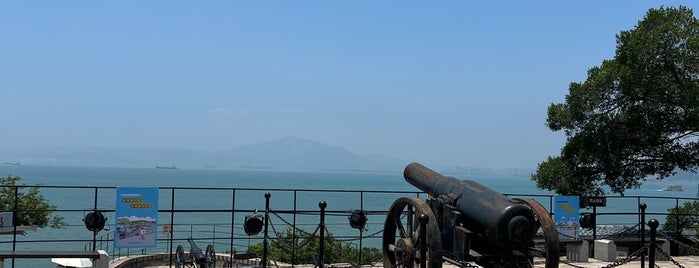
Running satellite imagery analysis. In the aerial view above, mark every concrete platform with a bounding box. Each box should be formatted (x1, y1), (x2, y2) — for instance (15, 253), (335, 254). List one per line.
(109, 255), (699, 268)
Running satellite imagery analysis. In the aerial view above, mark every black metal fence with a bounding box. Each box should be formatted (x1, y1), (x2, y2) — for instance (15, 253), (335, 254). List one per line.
(0, 185), (697, 266)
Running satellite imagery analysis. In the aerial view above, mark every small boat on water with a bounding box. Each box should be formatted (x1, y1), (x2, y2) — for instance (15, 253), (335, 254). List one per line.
(155, 166), (177, 170)
(2, 162), (20, 166)
(661, 184), (684, 191)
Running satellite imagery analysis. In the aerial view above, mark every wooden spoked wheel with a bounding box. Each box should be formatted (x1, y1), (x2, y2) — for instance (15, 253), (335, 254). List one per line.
(514, 198), (560, 268)
(175, 245), (185, 268)
(205, 244), (216, 267)
(383, 197), (443, 268)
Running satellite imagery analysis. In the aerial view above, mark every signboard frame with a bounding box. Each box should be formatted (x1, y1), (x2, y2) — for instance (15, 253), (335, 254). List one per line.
(115, 187), (159, 248)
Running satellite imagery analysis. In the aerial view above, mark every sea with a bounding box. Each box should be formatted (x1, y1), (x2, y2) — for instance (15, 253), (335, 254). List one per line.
(0, 164), (697, 267)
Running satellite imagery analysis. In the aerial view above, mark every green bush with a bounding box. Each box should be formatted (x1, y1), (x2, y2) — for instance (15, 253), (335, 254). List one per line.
(247, 228), (381, 265)
(663, 201), (699, 255)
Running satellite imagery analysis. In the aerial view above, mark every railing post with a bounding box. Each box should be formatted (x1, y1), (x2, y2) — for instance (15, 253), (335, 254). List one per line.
(230, 189), (236, 263)
(318, 201), (327, 268)
(11, 186), (18, 268)
(167, 189), (175, 267)
(92, 187), (99, 251)
(648, 219), (659, 268)
(359, 191), (364, 266)
(418, 214), (428, 268)
(639, 203), (647, 268)
(293, 190), (298, 267)
(262, 192), (271, 268)
(675, 199), (680, 235)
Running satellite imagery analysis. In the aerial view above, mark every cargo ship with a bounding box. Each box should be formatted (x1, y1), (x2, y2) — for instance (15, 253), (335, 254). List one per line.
(155, 166), (177, 170)
(661, 184), (684, 191)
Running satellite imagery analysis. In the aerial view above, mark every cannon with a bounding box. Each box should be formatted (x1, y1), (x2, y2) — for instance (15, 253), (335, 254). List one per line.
(175, 238), (216, 268)
(383, 163), (559, 268)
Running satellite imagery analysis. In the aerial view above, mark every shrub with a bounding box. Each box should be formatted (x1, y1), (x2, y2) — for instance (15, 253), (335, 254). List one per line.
(247, 227), (381, 265)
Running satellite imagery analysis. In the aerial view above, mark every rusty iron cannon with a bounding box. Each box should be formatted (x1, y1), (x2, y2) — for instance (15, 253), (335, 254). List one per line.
(383, 162), (559, 268)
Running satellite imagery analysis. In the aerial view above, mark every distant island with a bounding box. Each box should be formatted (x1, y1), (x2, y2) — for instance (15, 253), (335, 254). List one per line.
(0, 137), (552, 175)
(0, 137), (407, 172)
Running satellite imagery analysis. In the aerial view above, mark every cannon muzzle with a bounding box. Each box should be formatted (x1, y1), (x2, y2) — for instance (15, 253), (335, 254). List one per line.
(187, 238), (207, 264)
(404, 162), (536, 249)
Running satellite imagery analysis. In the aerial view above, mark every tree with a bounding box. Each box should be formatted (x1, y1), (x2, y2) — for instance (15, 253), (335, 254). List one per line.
(532, 6), (699, 196)
(663, 201), (699, 255)
(0, 175), (64, 228)
(247, 228), (381, 265)
(663, 201), (699, 234)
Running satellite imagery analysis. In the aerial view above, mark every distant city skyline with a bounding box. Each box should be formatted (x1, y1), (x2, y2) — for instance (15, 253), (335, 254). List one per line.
(3, 2), (698, 169)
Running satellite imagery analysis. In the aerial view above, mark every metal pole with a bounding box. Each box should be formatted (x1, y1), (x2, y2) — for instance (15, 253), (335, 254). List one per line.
(168, 188), (175, 268)
(11, 186), (18, 268)
(418, 214), (428, 268)
(230, 189), (236, 262)
(591, 205), (597, 258)
(675, 199), (680, 234)
(639, 203), (647, 268)
(262, 192), (271, 268)
(359, 191), (364, 266)
(318, 201), (327, 268)
(293, 191), (297, 267)
(648, 219), (659, 268)
(92, 187), (98, 251)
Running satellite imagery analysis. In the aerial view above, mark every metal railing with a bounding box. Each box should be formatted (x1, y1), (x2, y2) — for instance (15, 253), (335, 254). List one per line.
(0, 185), (697, 267)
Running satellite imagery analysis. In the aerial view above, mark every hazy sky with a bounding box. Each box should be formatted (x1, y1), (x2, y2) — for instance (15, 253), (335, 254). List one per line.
(2, 1), (698, 169)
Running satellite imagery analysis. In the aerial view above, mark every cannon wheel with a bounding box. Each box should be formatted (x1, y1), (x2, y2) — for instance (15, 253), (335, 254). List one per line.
(383, 197), (442, 268)
(514, 198), (559, 268)
(175, 245), (185, 268)
(205, 244), (216, 267)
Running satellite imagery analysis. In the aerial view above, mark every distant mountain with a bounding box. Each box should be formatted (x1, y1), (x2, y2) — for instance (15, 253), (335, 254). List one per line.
(214, 137), (361, 170)
(0, 137), (407, 172)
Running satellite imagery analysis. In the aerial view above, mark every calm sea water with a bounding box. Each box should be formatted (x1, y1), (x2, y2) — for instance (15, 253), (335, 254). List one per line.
(0, 164), (696, 267)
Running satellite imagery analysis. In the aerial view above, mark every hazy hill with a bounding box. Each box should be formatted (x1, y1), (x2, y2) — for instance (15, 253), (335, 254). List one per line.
(0, 137), (406, 172)
(213, 137), (361, 170)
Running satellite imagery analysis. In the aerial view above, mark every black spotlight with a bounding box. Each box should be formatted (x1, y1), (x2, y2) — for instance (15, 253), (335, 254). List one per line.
(244, 213), (264, 236)
(348, 209), (367, 230)
(84, 211), (107, 232)
(579, 212), (596, 229)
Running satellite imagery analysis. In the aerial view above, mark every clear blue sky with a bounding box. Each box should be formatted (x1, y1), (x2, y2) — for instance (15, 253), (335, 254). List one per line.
(2, 1), (697, 169)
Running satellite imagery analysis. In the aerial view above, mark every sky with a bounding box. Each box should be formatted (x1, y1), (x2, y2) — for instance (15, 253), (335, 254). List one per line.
(2, 1), (698, 169)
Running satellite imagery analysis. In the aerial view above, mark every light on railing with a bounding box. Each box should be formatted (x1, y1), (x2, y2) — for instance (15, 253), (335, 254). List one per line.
(244, 210), (264, 236)
(84, 210), (107, 233)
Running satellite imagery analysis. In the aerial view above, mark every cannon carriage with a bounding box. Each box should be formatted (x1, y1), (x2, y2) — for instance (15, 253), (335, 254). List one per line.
(383, 163), (559, 268)
(175, 238), (216, 268)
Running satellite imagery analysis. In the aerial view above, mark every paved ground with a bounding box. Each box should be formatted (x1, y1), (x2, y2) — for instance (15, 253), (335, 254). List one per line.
(112, 256), (699, 268)
(555, 256), (697, 268)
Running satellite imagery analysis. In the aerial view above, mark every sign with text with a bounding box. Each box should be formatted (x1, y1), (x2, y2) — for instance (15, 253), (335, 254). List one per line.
(582, 196), (607, 207)
(553, 195), (580, 240)
(115, 187), (158, 248)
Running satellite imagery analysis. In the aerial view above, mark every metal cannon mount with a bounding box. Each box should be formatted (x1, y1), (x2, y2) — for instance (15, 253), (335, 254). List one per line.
(382, 162), (559, 268)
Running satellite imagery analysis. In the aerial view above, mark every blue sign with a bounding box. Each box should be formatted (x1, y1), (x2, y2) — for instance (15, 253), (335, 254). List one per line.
(115, 187), (158, 248)
(553, 195), (580, 240)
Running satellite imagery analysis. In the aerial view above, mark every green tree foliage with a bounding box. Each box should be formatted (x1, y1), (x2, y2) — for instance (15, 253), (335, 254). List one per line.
(0, 175), (64, 228)
(663, 201), (699, 234)
(532, 6), (699, 195)
(247, 228), (381, 265)
(663, 201), (699, 255)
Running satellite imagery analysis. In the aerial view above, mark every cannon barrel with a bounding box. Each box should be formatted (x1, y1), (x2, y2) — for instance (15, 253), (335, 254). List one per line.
(187, 238), (207, 264)
(404, 162), (536, 249)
